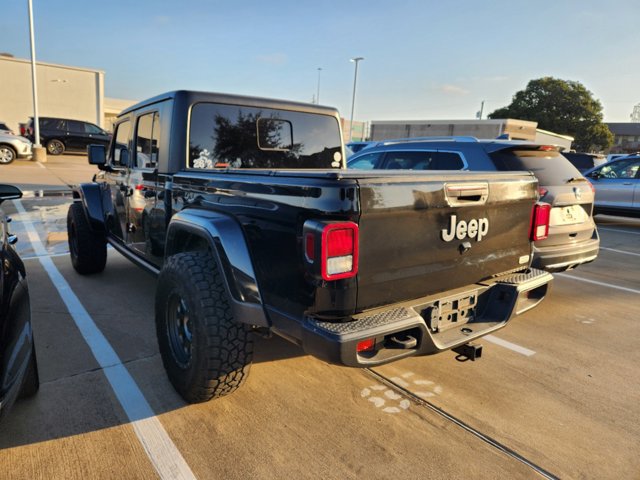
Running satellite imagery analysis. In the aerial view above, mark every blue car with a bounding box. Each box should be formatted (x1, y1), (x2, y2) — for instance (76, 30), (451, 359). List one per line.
(0, 185), (39, 421)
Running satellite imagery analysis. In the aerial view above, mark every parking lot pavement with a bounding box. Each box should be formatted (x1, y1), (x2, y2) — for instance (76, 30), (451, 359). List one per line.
(1, 195), (638, 479)
(1, 154), (97, 192)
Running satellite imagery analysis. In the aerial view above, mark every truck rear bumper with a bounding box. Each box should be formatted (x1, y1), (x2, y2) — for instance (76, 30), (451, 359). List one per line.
(301, 268), (552, 367)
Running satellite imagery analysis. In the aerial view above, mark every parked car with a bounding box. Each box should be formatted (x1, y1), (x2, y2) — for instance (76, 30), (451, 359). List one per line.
(0, 122), (14, 135)
(26, 117), (111, 155)
(348, 137), (600, 272)
(584, 155), (640, 217)
(0, 185), (39, 421)
(0, 132), (33, 164)
(563, 152), (607, 173)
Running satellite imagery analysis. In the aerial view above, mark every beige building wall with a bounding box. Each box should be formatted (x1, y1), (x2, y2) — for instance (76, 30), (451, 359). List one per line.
(104, 97), (138, 131)
(0, 56), (104, 132)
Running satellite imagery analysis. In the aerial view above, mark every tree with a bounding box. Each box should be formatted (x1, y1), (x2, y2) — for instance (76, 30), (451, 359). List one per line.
(488, 77), (613, 152)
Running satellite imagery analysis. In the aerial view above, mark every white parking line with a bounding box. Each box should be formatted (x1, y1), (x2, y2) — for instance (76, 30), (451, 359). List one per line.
(599, 227), (640, 236)
(555, 272), (640, 295)
(14, 200), (196, 480)
(35, 161), (46, 169)
(483, 335), (536, 357)
(599, 247), (640, 258)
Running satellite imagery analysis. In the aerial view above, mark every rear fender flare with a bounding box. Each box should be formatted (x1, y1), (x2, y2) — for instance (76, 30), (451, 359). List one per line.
(165, 209), (269, 328)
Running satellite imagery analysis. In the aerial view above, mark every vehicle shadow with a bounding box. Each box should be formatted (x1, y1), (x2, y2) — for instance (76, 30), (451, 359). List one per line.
(0, 248), (307, 450)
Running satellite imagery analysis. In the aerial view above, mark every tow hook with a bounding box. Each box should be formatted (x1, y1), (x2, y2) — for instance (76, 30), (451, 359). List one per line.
(452, 342), (483, 361)
(387, 334), (418, 350)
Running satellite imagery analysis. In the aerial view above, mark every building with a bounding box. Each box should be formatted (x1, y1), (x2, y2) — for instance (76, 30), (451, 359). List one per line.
(104, 97), (138, 131)
(0, 55), (104, 132)
(369, 119), (573, 151)
(606, 123), (640, 153)
(341, 118), (366, 142)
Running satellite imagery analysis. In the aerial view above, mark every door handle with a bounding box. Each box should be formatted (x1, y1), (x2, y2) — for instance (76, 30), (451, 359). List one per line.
(622, 182), (632, 185)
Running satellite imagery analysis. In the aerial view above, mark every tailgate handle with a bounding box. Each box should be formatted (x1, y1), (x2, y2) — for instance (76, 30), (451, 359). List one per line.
(445, 183), (488, 206)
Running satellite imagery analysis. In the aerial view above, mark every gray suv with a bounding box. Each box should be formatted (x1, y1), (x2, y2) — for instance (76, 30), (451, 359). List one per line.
(348, 137), (600, 272)
(584, 155), (640, 217)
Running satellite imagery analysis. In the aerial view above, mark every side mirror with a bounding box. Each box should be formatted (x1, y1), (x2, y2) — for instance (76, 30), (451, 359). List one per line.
(88, 144), (106, 166)
(0, 184), (22, 204)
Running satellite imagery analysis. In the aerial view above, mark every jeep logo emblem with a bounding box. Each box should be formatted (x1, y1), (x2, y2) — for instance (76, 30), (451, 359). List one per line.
(441, 215), (489, 242)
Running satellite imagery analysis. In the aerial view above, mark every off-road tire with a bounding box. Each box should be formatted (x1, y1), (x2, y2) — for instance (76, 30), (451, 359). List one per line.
(46, 139), (65, 155)
(19, 344), (39, 398)
(67, 202), (107, 274)
(156, 251), (253, 403)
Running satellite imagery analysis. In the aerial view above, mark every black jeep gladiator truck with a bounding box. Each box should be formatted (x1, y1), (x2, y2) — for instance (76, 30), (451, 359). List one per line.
(68, 90), (552, 403)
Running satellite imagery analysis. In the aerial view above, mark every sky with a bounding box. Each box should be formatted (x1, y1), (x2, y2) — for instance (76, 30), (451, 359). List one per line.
(2, 0), (640, 123)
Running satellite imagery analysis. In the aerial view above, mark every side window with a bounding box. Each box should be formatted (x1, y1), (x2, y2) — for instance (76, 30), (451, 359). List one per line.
(68, 120), (84, 133)
(384, 151), (436, 170)
(348, 152), (381, 170)
(84, 123), (103, 134)
(432, 152), (465, 170)
(598, 159), (640, 179)
(134, 112), (160, 169)
(111, 120), (131, 167)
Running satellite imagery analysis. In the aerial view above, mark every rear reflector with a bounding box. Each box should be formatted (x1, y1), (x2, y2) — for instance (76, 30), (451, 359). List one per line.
(321, 222), (359, 281)
(357, 338), (375, 352)
(305, 233), (315, 262)
(531, 203), (551, 241)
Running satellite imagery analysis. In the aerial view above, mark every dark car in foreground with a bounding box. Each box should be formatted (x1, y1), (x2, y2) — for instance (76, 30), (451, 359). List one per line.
(26, 117), (111, 155)
(348, 137), (600, 272)
(0, 185), (39, 421)
(584, 154), (640, 217)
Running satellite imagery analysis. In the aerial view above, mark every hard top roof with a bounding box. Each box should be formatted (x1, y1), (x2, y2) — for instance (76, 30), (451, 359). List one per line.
(119, 90), (340, 118)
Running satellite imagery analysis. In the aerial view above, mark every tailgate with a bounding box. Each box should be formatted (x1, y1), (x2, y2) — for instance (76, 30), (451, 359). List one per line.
(355, 171), (537, 311)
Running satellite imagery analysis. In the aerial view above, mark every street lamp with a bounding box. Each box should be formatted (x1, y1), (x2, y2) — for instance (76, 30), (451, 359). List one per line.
(316, 67), (322, 104)
(349, 57), (364, 142)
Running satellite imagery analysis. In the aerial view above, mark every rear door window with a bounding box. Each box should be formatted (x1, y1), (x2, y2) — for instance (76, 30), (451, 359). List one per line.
(67, 120), (84, 133)
(188, 103), (342, 169)
(134, 112), (160, 169)
(381, 150), (464, 170)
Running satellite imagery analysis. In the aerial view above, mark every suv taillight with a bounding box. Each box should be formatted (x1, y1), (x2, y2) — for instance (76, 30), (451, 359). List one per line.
(530, 203), (551, 241)
(303, 221), (359, 281)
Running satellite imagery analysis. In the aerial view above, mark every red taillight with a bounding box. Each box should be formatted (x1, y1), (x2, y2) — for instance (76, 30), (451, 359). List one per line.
(588, 182), (595, 195)
(135, 184), (145, 191)
(530, 203), (551, 241)
(356, 338), (375, 353)
(321, 222), (359, 281)
(538, 145), (556, 152)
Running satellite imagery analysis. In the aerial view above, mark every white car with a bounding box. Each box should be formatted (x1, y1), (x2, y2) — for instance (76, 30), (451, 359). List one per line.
(0, 132), (33, 164)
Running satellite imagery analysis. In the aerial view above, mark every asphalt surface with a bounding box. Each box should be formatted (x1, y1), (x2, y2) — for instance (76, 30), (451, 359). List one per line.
(0, 156), (638, 479)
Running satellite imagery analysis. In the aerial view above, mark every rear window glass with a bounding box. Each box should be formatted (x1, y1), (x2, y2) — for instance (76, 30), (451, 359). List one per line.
(188, 103), (342, 169)
(490, 148), (582, 185)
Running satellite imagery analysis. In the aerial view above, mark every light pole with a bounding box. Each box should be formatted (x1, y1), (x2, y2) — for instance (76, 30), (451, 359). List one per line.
(316, 67), (322, 104)
(349, 57), (364, 141)
(28, 0), (40, 145)
(27, 0), (44, 161)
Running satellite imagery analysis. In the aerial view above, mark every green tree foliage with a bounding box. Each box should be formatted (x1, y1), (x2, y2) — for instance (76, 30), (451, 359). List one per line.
(488, 77), (613, 152)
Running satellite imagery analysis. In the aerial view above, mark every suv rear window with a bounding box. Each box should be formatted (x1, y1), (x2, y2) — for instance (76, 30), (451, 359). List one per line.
(188, 103), (342, 169)
(490, 148), (583, 185)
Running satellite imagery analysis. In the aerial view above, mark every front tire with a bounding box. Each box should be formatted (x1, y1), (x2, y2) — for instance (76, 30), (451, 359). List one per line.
(156, 251), (253, 403)
(67, 202), (107, 274)
(0, 145), (16, 164)
(46, 139), (65, 155)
